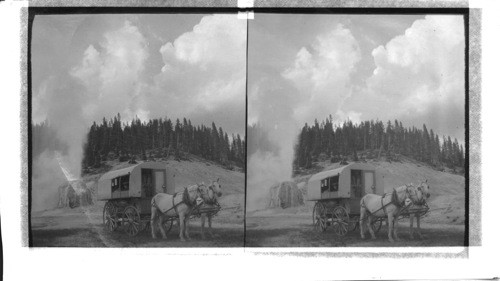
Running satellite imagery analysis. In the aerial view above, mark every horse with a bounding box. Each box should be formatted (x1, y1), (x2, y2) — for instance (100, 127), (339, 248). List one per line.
(409, 180), (431, 239)
(150, 184), (204, 241)
(198, 179), (223, 239)
(360, 184), (423, 242)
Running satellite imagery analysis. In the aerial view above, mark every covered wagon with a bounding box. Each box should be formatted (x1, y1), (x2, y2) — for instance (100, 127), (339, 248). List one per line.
(307, 163), (385, 235)
(97, 162), (175, 236)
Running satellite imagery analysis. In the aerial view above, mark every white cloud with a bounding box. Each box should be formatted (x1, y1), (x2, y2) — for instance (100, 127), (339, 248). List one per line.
(281, 24), (361, 123)
(71, 20), (150, 121)
(359, 15), (465, 138)
(283, 24), (361, 91)
(160, 15), (246, 70)
(368, 16), (464, 108)
(149, 14), (246, 134)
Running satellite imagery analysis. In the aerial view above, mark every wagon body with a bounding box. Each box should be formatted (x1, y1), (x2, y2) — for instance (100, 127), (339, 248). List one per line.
(97, 162), (176, 201)
(307, 163), (385, 235)
(307, 163), (384, 214)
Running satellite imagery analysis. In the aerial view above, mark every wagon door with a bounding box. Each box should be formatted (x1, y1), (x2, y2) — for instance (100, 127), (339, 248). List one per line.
(154, 170), (166, 194)
(364, 171), (375, 195)
(349, 170), (363, 214)
(141, 169), (154, 197)
(165, 169), (176, 194)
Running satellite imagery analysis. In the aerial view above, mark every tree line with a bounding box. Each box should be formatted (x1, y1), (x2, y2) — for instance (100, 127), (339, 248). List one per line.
(32, 114), (246, 172)
(294, 116), (465, 171)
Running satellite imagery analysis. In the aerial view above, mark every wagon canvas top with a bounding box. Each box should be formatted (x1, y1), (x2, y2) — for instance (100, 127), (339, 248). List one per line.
(99, 164), (141, 181)
(308, 163), (376, 183)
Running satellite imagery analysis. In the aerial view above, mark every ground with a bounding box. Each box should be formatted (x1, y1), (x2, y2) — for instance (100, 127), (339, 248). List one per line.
(31, 157), (244, 247)
(245, 209), (465, 247)
(32, 202), (244, 247)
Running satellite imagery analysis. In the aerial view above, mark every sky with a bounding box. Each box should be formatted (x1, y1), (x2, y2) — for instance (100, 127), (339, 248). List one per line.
(246, 14), (466, 210)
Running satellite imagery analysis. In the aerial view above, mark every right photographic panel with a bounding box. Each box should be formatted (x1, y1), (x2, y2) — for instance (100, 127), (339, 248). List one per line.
(246, 12), (467, 247)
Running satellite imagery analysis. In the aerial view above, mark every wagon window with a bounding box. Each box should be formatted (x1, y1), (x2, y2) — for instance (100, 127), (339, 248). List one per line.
(120, 175), (130, 191)
(321, 178), (329, 193)
(111, 175), (130, 192)
(321, 175), (339, 193)
(329, 175), (339, 192)
(111, 178), (119, 193)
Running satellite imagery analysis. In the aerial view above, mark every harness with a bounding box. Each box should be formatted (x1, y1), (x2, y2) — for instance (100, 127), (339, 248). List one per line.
(360, 185), (428, 223)
(191, 183), (222, 218)
(402, 183), (430, 218)
(197, 183), (219, 205)
(381, 193), (388, 216)
(151, 187), (201, 216)
(363, 187), (410, 220)
(205, 185), (219, 205)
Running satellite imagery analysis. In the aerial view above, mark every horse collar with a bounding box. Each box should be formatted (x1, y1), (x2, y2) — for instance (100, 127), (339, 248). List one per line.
(392, 188), (404, 208)
(381, 193), (388, 216)
(182, 187), (194, 207)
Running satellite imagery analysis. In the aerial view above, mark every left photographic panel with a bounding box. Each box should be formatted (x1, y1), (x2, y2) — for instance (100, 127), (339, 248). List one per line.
(29, 11), (247, 247)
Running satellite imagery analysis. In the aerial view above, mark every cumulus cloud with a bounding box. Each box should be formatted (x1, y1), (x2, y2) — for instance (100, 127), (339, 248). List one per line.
(282, 24), (361, 123)
(355, 15), (465, 138)
(160, 15), (246, 70)
(283, 25), (361, 89)
(147, 14), (246, 134)
(71, 20), (149, 121)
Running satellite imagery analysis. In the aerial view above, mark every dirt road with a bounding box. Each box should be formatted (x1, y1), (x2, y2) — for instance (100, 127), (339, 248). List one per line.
(31, 202), (244, 247)
(245, 213), (465, 247)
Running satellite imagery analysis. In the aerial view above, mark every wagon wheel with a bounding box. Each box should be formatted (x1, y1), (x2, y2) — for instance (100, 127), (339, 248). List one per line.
(371, 218), (383, 234)
(123, 206), (141, 237)
(331, 206), (349, 236)
(103, 202), (118, 232)
(313, 202), (327, 232)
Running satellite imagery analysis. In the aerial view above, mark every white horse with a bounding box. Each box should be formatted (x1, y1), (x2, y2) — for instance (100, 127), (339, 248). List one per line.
(150, 185), (203, 241)
(409, 180), (431, 239)
(198, 179), (223, 239)
(360, 185), (423, 242)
